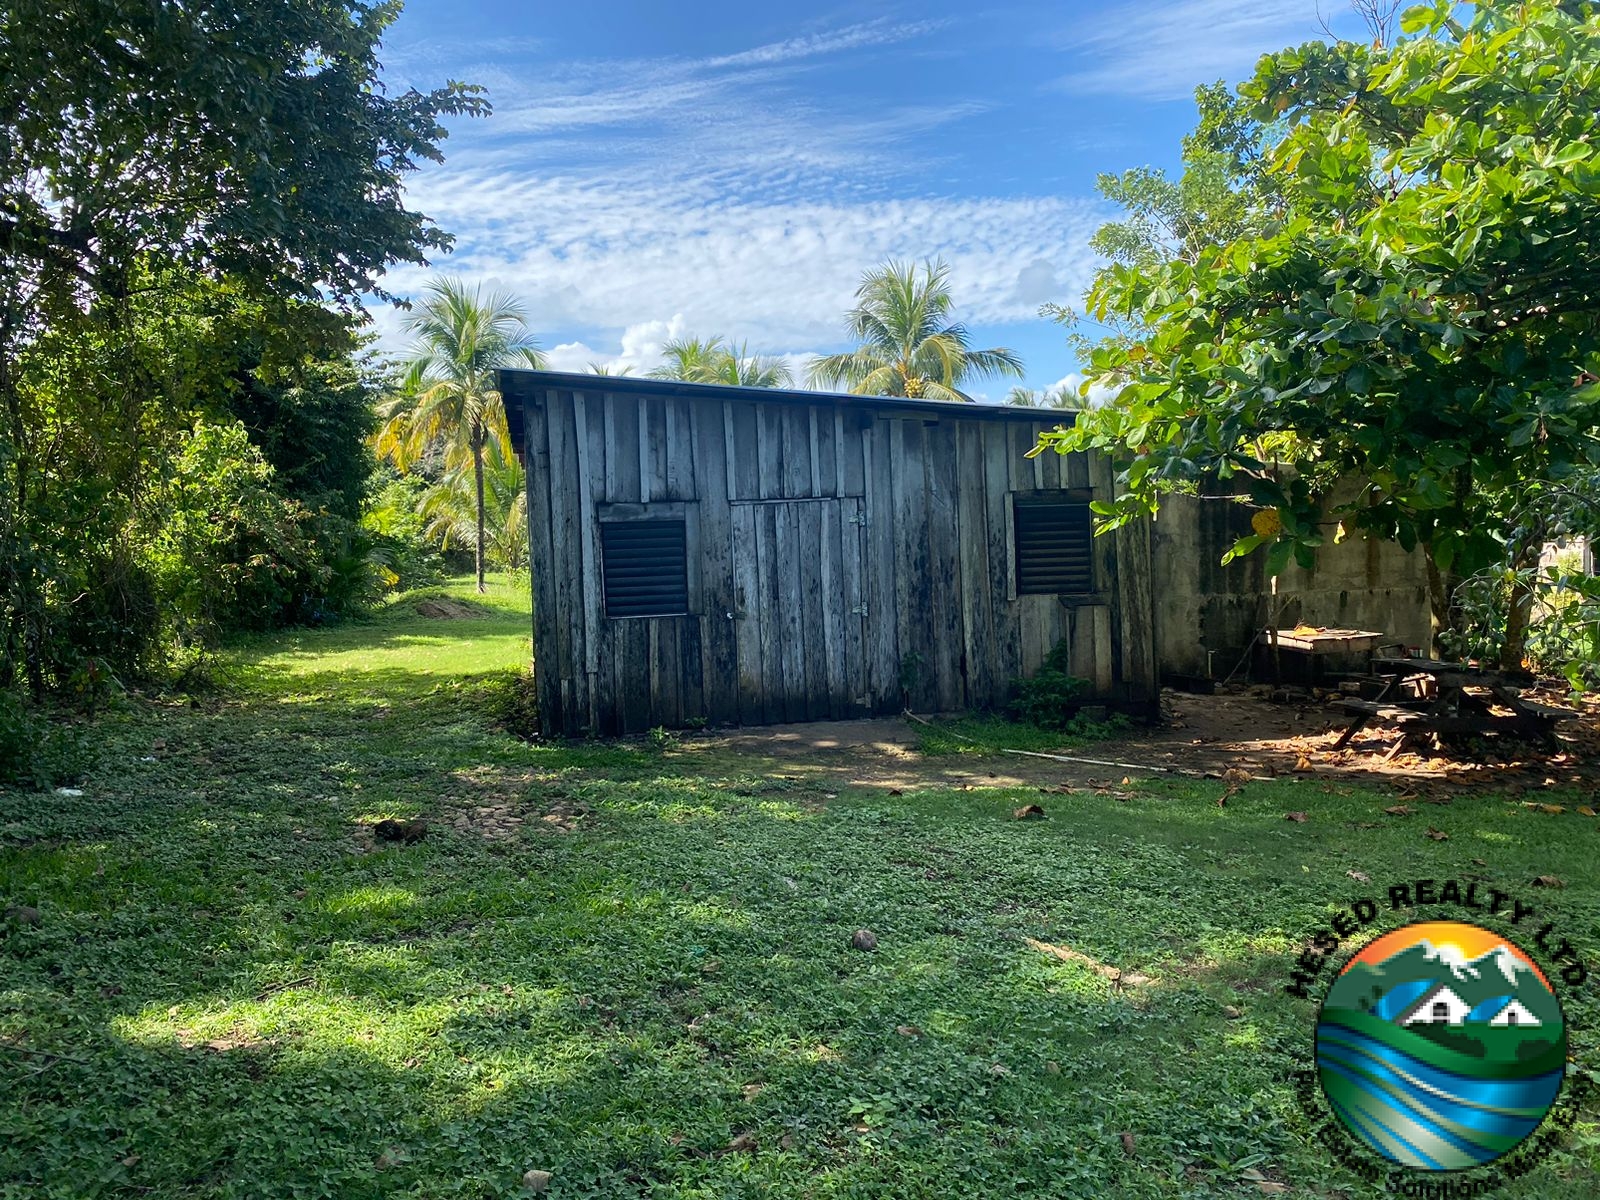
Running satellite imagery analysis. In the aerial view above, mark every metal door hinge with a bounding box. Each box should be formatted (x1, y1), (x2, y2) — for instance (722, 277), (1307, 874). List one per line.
(848, 511), (868, 526)
(850, 603), (869, 617)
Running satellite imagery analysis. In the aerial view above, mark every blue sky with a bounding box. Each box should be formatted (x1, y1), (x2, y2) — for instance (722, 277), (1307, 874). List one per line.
(375, 1), (1366, 398)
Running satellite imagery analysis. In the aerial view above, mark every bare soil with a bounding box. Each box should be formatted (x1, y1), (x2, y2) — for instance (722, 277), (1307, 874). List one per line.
(686, 688), (1600, 797)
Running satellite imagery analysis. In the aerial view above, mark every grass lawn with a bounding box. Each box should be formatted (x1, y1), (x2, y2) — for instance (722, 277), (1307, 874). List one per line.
(3, 574), (1597, 1199)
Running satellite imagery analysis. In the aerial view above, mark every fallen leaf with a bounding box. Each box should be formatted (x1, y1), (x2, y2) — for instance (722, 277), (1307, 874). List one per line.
(1426, 827), (1449, 841)
(1295, 755), (1314, 772)
(724, 1132), (758, 1154)
(1222, 768), (1251, 784)
(1222, 1004), (1243, 1019)
(851, 929), (878, 952)
(1013, 804), (1047, 820)
(1383, 805), (1412, 817)
(1257, 1184), (1289, 1196)
(1346, 869), (1371, 883)
(522, 1168), (553, 1193)
(894, 1024), (922, 1037)
(1119, 1131), (1136, 1157)
(1472, 857), (1488, 866)
(1045, 1060), (1061, 1075)
(741, 1083), (765, 1102)
(1284, 811), (1308, 823)
(1533, 875), (1566, 889)
(1579, 806), (1597, 818)
(1240, 1168), (1267, 1182)
(1120, 776), (1132, 786)
(1538, 803), (1567, 815)
(988, 1062), (1011, 1077)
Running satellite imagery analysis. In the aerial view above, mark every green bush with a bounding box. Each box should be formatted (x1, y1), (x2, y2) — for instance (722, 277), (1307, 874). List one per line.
(1008, 639), (1091, 730)
(361, 470), (444, 595)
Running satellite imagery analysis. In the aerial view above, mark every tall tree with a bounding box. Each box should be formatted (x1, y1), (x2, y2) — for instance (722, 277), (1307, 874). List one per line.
(1041, 0), (1600, 666)
(376, 279), (544, 594)
(0, 0), (484, 691)
(808, 259), (1024, 400)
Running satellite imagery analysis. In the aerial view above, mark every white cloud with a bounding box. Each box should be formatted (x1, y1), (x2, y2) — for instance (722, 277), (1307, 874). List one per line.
(1058, 0), (1360, 101)
(371, 16), (1111, 377)
(384, 169), (1105, 356)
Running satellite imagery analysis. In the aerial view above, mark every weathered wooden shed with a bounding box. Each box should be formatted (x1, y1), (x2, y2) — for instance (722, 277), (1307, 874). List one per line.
(502, 370), (1158, 736)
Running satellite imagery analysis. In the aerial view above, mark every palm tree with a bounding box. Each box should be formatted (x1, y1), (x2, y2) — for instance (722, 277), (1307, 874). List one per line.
(375, 278), (544, 593)
(419, 438), (530, 572)
(807, 259), (1024, 400)
(649, 336), (732, 382)
(587, 362), (634, 376)
(704, 340), (794, 388)
(1007, 384), (1090, 411)
(648, 336), (793, 387)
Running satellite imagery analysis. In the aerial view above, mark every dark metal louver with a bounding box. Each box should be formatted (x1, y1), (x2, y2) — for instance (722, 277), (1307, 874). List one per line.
(600, 519), (689, 617)
(1014, 497), (1093, 594)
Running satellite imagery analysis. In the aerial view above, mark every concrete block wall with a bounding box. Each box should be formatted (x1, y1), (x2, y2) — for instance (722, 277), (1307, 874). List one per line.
(1149, 483), (1433, 681)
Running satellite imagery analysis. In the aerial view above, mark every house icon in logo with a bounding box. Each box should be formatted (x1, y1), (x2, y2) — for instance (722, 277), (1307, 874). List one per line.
(1401, 982), (1472, 1026)
(1398, 981), (1544, 1029)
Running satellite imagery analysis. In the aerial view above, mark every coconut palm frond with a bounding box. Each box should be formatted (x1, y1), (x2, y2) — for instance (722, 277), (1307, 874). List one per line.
(823, 258), (1025, 400)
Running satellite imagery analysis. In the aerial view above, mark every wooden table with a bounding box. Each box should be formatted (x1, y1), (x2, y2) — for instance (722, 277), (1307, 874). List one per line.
(1333, 657), (1578, 752)
(1261, 627), (1387, 687)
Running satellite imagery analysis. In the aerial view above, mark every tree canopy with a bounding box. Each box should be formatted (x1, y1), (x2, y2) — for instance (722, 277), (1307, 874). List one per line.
(0, 0), (484, 691)
(1041, 0), (1600, 654)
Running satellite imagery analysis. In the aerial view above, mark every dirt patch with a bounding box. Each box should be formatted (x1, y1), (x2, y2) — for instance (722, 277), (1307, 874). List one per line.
(414, 599), (484, 620)
(682, 688), (1600, 795)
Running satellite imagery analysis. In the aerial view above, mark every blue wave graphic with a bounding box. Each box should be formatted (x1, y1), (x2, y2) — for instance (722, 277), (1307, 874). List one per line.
(1316, 1021), (1564, 1170)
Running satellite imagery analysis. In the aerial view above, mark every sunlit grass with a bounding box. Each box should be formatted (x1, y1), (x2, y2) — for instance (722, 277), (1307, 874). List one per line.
(1, 576), (1596, 1198)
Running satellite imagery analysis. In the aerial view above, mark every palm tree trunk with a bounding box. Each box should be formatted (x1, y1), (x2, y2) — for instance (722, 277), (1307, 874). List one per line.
(472, 423), (487, 594)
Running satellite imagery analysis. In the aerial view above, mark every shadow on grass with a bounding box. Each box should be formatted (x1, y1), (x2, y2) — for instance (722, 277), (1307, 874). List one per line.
(4, 603), (1599, 1197)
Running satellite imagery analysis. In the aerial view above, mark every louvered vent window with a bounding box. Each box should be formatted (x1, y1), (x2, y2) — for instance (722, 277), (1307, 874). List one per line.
(1014, 496), (1094, 595)
(600, 518), (689, 618)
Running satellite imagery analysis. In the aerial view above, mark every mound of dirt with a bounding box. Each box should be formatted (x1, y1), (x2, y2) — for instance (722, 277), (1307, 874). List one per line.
(414, 599), (484, 620)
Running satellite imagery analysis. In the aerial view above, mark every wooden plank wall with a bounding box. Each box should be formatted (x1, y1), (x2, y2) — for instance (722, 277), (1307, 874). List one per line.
(522, 384), (1157, 735)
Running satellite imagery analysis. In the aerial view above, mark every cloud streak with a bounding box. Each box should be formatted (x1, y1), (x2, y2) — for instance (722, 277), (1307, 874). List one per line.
(1058, 0), (1352, 101)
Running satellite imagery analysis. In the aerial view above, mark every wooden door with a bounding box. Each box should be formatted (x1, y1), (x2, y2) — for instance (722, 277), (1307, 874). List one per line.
(729, 497), (867, 724)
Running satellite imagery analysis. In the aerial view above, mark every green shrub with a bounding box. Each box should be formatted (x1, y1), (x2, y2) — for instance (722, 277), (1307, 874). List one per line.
(1008, 639), (1091, 730)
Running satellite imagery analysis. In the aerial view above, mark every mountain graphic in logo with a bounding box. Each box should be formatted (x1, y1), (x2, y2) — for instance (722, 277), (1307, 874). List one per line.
(1316, 920), (1566, 1171)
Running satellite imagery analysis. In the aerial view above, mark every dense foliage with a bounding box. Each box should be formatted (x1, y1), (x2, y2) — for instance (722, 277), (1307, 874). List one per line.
(1042, 0), (1600, 668)
(0, 0), (482, 698)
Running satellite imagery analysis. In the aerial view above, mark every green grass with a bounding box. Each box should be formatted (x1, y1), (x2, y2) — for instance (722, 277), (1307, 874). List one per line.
(2, 574), (1597, 1198)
